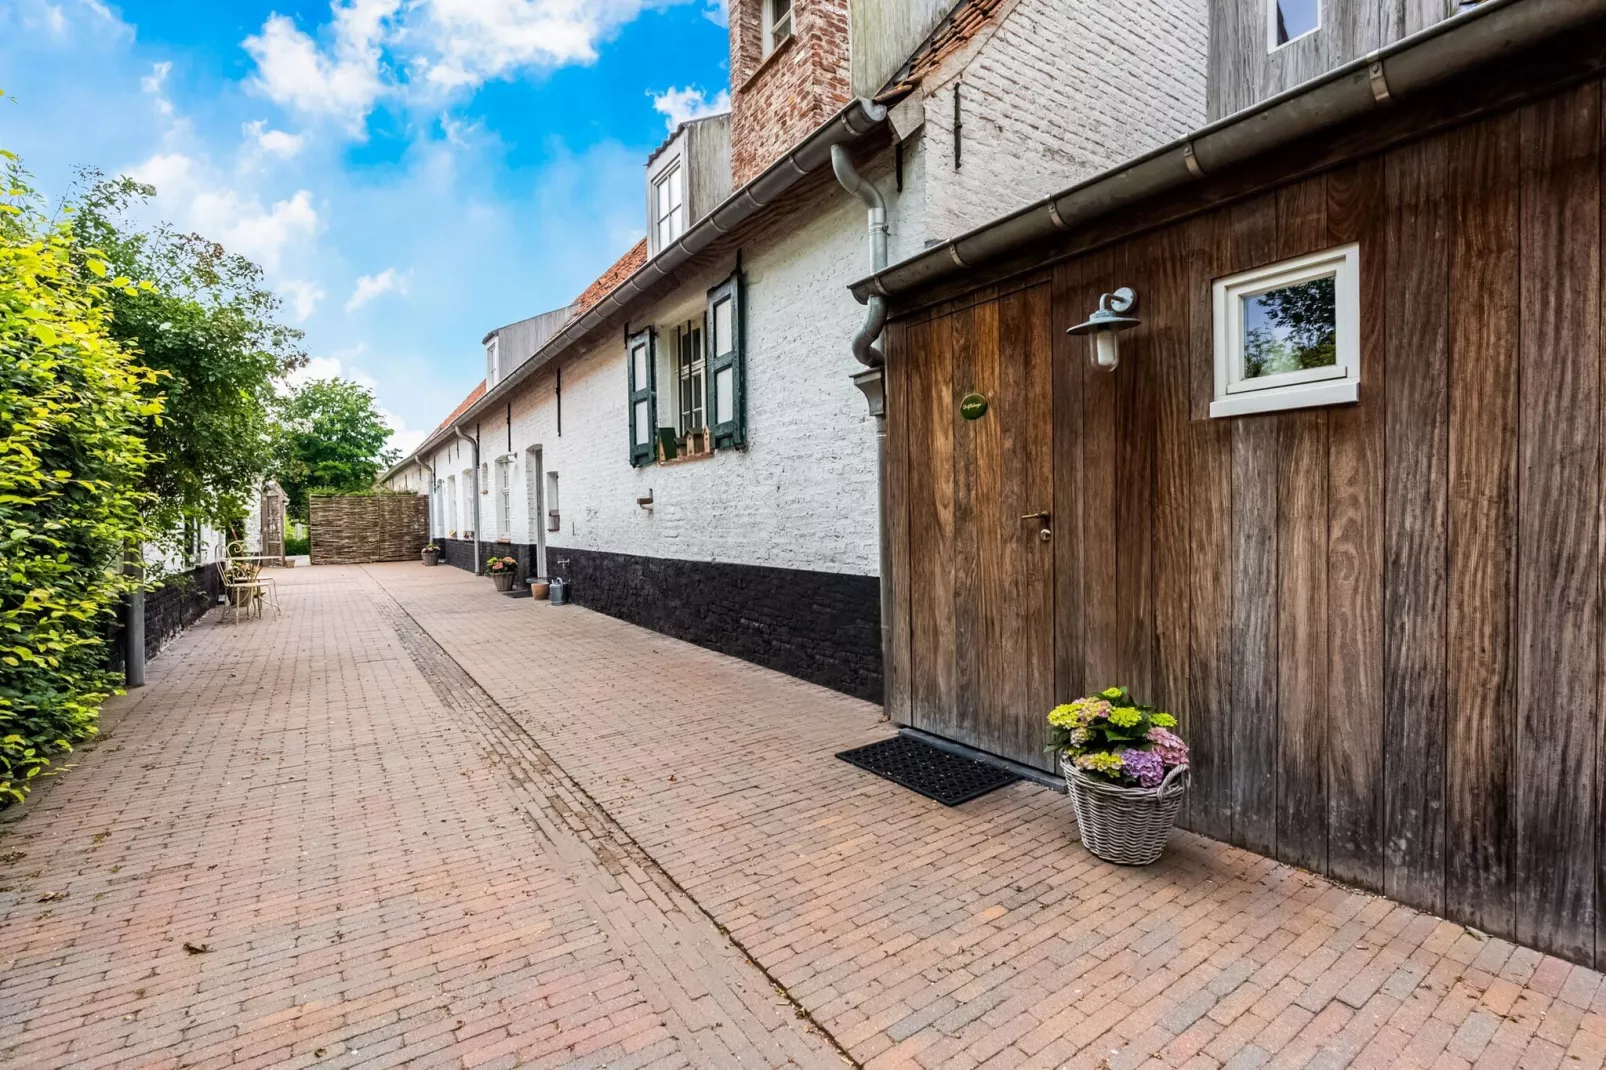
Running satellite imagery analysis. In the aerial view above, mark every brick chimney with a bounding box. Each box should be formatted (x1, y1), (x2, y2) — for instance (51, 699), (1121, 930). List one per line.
(729, 0), (852, 186)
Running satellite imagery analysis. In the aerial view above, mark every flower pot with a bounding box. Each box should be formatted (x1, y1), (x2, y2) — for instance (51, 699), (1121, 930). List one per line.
(1062, 760), (1189, 865)
(528, 578), (550, 600)
(490, 571), (514, 592)
(421, 550), (439, 566)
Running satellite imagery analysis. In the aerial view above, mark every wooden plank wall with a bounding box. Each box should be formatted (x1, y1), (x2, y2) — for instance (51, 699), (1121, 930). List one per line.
(884, 78), (1606, 968)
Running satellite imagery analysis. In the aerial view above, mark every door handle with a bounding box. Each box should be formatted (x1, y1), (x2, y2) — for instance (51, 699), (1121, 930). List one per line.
(1020, 511), (1051, 522)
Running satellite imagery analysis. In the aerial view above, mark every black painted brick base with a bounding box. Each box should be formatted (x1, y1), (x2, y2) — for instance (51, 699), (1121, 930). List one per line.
(107, 562), (224, 673)
(551, 547), (882, 704)
(439, 539), (542, 580)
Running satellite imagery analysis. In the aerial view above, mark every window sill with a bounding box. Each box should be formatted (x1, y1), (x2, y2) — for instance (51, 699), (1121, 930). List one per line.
(658, 448), (718, 467)
(739, 32), (796, 93)
(1209, 379), (1358, 418)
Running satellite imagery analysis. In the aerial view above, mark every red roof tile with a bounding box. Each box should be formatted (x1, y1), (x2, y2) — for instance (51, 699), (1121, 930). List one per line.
(430, 380), (486, 439)
(573, 239), (648, 315)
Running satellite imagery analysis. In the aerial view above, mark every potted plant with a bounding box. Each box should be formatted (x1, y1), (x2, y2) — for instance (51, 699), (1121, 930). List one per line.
(486, 555), (518, 591)
(1047, 686), (1189, 865)
(421, 543), (440, 566)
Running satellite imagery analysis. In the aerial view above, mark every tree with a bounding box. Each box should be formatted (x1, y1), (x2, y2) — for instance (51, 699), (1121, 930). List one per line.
(275, 377), (397, 519)
(0, 151), (157, 804)
(71, 173), (305, 551)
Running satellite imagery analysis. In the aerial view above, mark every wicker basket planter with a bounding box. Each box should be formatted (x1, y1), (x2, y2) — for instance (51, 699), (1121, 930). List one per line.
(421, 548), (439, 566)
(1063, 760), (1189, 865)
(490, 571), (514, 592)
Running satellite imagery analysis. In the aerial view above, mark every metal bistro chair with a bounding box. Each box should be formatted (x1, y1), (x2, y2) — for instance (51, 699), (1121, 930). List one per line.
(215, 555), (279, 623)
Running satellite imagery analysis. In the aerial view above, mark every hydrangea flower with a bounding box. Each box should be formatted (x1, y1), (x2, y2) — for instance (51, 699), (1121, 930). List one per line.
(1069, 727), (1090, 746)
(1048, 704), (1082, 729)
(1151, 712), (1177, 729)
(1074, 751), (1125, 776)
(1099, 686), (1125, 700)
(1109, 706), (1142, 728)
(1146, 726), (1189, 767)
(1120, 748), (1164, 788)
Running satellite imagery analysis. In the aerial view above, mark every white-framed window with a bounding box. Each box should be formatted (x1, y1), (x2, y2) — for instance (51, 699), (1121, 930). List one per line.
(654, 164), (684, 249)
(487, 336), (500, 386)
(493, 457), (511, 538)
(1269, 0), (1319, 50)
(675, 318), (706, 435)
(1210, 243), (1360, 419)
(763, 0), (793, 54)
(447, 474), (458, 535)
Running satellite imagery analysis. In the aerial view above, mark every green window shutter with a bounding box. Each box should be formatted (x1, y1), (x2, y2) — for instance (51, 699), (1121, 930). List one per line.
(627, 328), (657, 467)
(705, 271), (745, 450)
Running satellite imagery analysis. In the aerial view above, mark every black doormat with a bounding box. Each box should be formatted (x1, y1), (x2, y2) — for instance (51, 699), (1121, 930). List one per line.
(836, 735), (1019, 806)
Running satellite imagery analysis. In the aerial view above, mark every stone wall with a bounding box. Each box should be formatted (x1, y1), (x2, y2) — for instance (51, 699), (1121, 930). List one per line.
(107, 562), (224, 672)
(552, 547), (882, 702)
(310, 494), (429, 565)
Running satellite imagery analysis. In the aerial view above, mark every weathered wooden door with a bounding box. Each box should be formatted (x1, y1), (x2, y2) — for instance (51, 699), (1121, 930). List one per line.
(899, 284), (1056, 770)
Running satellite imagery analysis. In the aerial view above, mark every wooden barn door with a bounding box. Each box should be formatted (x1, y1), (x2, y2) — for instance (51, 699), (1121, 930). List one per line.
(897, 284), (1056, 771)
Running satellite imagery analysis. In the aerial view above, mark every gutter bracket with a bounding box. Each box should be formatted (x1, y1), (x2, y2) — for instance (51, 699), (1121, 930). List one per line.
(1366, 52), (1393, 104)
(1183, 142), (1205, 178)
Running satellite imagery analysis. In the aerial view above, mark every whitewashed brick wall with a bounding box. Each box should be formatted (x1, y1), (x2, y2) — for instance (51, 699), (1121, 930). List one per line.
(918, 0), (1208, 239)
(431, 148), (924, 578)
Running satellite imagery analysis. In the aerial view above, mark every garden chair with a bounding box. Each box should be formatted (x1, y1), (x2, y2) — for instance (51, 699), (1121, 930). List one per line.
(214, 558), (277, 623)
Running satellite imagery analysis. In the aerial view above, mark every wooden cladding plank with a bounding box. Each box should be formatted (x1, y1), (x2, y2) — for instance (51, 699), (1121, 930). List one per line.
(1444, 112), (1520, 936)
(953, 303), (985, 743)
(1383, 136), (1450, 915)
(1115, 239), (1156, 703)
(907, 314), (959, 742)
(1018, 284), (1057, 767)
(1515, 84), (1600, 963)
(1186, 210), (1235, 841)
(884, 321), (914, 726)
(1080, 249), (1121, 691)
(1274, 175), (1332, 874)
(1325, 156), (1388, 892)
(1052, 260), (1088, 706)
(1229, 193), (1280, 858)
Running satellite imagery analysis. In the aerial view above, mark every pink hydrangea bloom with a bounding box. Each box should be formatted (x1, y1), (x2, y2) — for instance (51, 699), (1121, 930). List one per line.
(1146, 726), (1189, 767)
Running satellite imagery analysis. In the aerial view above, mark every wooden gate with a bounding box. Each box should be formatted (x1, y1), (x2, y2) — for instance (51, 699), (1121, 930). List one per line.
(890, 283), (1056, 770)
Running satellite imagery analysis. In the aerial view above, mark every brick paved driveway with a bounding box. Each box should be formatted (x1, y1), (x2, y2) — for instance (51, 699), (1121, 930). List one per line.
(4, 563), (1606, 1069)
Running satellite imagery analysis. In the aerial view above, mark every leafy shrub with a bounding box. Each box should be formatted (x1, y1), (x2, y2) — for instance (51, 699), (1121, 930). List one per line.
(283, 534), (310, 556)
(0, 153), (156, 805)
(1046, 686), (1189, 788)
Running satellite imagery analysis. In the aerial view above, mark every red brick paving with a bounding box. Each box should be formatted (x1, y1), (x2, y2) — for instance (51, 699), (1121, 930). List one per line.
(5, 562), (1606, 1069)
(368, 563), (1606, 1070)
(0, 566), (841, 1069)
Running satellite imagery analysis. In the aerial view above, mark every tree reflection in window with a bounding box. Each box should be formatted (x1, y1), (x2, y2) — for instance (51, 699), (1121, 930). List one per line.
(1242, 274), (1336, 379)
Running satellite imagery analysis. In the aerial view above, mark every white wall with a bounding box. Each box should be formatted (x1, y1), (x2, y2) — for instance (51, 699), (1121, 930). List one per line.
(453, 148), (924, 578)
(917, 0), (1209, 240)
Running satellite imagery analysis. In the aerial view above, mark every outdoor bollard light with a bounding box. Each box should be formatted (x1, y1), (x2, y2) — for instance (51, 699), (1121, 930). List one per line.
(1067, 287), (1141, 371)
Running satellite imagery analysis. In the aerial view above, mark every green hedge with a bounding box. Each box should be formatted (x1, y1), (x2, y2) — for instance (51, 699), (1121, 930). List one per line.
(0, 155), (156, 805)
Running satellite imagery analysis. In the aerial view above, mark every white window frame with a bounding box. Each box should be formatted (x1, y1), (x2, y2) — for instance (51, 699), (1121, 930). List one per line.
(1268, 0), (1320, 52)
(495, 457), (512, 539)
(654, 164), (684, 249)
(763, 0), (793, 54)
(486, 336), (500, 386)
(1210, 243), (1360, 419)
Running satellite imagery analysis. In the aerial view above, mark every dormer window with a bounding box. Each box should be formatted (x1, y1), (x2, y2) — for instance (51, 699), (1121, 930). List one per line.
(654, 164), (685, 249)
(1270, 0), (1319, 49)
(764, 0), (792, 55)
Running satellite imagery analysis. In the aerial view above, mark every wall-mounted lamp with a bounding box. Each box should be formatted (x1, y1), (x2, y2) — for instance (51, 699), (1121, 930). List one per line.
(1067, 287), (1141, 371)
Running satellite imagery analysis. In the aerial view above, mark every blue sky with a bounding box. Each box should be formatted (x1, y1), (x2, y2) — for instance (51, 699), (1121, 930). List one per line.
(0, 0), (732, 452)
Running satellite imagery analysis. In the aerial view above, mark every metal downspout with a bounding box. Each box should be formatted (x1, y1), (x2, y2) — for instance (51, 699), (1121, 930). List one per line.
(453, 427), (481, 573)
(831, 144), (894, 719)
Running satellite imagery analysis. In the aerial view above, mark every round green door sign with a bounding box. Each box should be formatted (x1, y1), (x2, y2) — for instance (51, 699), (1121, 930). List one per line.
(960, 392), (988, 420)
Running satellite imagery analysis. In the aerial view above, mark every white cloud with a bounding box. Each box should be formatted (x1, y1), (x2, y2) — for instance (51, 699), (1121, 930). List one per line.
(140, 60), (173, 117)
(243, 0), (398, 132)
(243, 119), (307, 158)
(345, 267), (408, 312)
(10, 0), (130, 38)
(650, 85), (730, 134)
(408, 0), (651, 90)
(128, 151), (319, 272)
(280, 279), (325, 321)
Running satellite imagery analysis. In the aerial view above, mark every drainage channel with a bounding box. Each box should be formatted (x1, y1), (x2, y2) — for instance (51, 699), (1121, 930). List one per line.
(366, 578), (859, 1068)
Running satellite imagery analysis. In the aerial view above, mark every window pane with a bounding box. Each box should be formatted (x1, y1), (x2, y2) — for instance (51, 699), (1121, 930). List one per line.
(713, 296), (732, 355)
(1242, 274), (1337, 379)
(715, 366), (734, 424)
(632, 343), (647, 388)
(634, 400), (650, 444)
(1274, 0), (1318, 44)
(669, 166), (682, 209)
